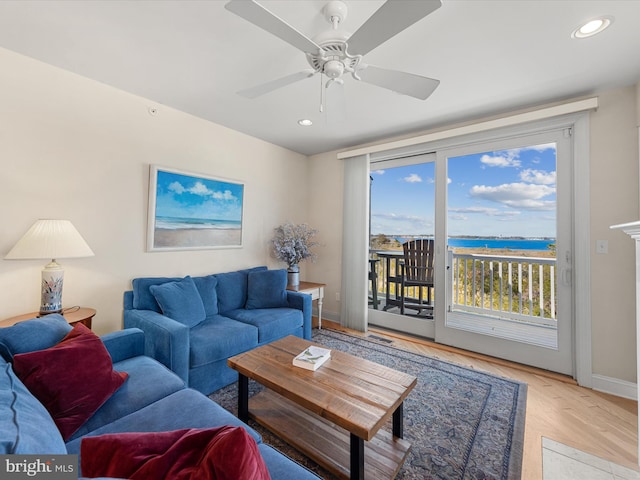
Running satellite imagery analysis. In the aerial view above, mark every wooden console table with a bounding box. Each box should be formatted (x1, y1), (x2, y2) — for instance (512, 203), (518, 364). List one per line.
(287, 281), (326, 329)
(0, 307), (96, 330)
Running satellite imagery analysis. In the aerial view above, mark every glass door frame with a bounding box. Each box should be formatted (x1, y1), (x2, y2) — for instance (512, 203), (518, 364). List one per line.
(434, 129), (573, 375)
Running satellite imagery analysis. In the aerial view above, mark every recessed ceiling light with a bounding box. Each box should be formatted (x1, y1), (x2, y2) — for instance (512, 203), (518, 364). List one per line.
(572, 16), (613, 39)
(297, 119), (313, 126)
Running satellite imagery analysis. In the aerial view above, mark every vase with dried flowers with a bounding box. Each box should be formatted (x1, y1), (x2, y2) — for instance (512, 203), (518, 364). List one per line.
(271, 223), (318, 287)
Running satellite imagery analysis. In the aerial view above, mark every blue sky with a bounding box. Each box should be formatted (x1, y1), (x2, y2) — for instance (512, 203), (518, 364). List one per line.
(370, 143), (557, 238)
(155, 170), (243, 221)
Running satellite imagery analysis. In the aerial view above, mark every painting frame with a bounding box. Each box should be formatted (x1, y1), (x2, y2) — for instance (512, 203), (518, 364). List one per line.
(147, 165), (244, 252)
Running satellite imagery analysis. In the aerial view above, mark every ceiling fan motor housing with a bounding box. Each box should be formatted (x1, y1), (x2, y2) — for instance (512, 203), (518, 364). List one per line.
(307, 28), (361, 80)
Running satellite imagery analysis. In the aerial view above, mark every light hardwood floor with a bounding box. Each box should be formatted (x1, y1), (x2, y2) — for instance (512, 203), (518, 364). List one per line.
(321, 320), (638, 479)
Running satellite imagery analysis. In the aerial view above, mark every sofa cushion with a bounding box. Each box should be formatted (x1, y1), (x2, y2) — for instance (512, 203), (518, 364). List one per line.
(192, 275), (219, 316)
(0, 314), (72, 362)
(216, 266), (268, 313)
(132, 277), (180, 312)
(65, 389), (263, 455)
(189, 316), (258, 367)
(12, 324), (128, 441)
(215, 271), (249, 313)
(150, 276), (206, 328)
(80, 426), (270, 480)
(0, 362), (67, 454)
(246, 269), (288, 310)
(68, 355), (186, 441)
(225, 308), (304, 344)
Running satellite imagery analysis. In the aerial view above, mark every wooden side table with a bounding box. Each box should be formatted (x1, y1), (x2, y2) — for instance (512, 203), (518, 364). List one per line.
(287, 281), (326, 329)
(0, 307), (96, 330)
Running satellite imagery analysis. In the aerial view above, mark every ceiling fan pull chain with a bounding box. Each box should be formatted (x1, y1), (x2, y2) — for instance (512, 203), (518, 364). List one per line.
(320, 72), (325, 113)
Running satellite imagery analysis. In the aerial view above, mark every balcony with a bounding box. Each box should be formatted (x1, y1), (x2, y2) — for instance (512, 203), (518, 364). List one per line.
(370, 249), (558, 341)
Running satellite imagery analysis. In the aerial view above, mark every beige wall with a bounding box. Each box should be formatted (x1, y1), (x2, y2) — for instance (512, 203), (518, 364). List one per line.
(308, 86), (640, 385)
(0, 48), (309, 334)
(591, 86), (639, 383)
(1, 45), (638, 386)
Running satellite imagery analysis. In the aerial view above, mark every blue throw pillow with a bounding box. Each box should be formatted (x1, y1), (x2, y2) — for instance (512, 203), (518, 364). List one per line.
(132, 277), (180, 312)
(246, 269), (289, 310)
(0, 315), (72, 362)
(215, 267), (268, 313)
(192, 275), (218, 316)
(149, 276), (206, 328)
(0, 363), (67, 454)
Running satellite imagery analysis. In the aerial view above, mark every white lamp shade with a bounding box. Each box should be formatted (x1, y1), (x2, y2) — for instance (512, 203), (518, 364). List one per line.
(5, 219), (94, 260)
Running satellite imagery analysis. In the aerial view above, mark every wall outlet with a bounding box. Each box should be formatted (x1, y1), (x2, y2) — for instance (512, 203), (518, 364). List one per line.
(335, 292), (340, 301)
(596, 239), (608, 254)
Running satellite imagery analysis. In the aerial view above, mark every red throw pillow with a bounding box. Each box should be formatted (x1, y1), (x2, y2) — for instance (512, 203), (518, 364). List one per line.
(81, 426), (271, 480)
(12, 323), (128, 441)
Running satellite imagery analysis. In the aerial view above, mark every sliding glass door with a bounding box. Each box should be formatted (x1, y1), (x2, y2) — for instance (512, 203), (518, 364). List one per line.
(435, 129), (573, 375)
(368, 154), (436, 338)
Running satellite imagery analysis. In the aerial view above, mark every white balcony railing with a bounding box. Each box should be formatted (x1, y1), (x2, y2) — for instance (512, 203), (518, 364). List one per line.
(449, 251), (556, 327)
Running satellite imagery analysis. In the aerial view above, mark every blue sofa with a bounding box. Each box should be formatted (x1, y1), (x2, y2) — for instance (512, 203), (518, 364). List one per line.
(123, 266), (312, 395)
(0, 315), (320, 479)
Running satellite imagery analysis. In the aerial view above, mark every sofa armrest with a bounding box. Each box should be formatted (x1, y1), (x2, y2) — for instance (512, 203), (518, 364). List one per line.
(123, 310), (190, 383)
(101, 328), (145, 363)
(286, 291), (313, 340)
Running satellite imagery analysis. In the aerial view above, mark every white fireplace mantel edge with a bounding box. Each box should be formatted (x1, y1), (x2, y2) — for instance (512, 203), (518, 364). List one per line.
(611, 220), (640, 238)
(610, 219), (640, 465)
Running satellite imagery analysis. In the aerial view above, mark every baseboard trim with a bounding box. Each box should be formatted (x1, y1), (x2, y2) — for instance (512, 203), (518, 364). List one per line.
(591, 374), (637, 400)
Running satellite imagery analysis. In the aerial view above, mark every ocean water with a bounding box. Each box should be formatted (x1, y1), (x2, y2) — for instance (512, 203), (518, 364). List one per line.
(448, 237), (555, 251)
(155, 216), (241, 230)
(393, 237), (555, 251)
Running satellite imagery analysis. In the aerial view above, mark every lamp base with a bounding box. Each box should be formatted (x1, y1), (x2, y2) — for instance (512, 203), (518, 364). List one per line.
(40, 260), (64, 315)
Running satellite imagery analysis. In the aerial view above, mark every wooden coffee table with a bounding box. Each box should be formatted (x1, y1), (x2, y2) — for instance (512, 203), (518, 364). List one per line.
(227, 335), (417, 480)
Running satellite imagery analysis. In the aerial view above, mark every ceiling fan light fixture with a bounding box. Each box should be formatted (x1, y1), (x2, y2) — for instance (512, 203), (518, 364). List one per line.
(297, 119), (313, 126)
(572, 16), (613, 39)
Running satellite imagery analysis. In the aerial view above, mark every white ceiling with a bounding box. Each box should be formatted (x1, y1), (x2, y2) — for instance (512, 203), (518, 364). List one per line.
(0, 0), (639, 156)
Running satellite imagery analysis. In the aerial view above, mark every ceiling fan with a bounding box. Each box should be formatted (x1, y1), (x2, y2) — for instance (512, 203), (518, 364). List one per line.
(225, 0), (442, 102)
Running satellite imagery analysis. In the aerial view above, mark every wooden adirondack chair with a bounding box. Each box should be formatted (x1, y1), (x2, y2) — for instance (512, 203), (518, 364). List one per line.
(400, 239), (434, 315)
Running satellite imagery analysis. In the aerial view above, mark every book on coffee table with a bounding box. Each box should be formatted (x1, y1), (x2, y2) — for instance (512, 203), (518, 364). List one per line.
(293, 345), (331, 371)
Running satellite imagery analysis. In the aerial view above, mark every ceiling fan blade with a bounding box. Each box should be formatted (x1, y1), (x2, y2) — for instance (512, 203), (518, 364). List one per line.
(346, 0), (442, 56)
(238, 70), (316, 99)
(225, 0), (322, 54)
(357, 65), (440, 100)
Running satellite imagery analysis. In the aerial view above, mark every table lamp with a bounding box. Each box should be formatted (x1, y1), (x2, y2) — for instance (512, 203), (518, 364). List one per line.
(5, 219), (94, 315)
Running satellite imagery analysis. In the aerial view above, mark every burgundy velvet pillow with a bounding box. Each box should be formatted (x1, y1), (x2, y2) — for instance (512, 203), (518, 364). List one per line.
(12, 323), (128, 441)
(81, 426), (271, 480)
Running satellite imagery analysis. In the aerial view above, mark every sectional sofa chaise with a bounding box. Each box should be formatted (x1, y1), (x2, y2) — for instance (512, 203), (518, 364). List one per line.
(0, 314), (320, 479)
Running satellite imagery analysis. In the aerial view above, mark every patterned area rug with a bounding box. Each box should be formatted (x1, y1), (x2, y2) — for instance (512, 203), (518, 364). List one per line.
(210, 329), (527, 479)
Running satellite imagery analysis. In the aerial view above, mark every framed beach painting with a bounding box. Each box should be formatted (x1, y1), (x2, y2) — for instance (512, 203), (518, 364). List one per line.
(147, 165), (244, 251)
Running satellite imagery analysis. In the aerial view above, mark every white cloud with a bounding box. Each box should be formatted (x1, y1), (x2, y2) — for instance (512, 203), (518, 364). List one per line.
(211, 189), (236, 201)
(469, 182), (555, 211)
(479, 144), (555, 169)
(520, 169), (556, 185)
(403, 173), (422, 183)
(188, 181), (211, 196)
(449, 206), (520, 217)
(168, 181), (186, 194)
(372, 212), (433, 231)
(480, 153), (521, 168)
(167, 180), (236, 201)
(371, 169), (385, 175)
